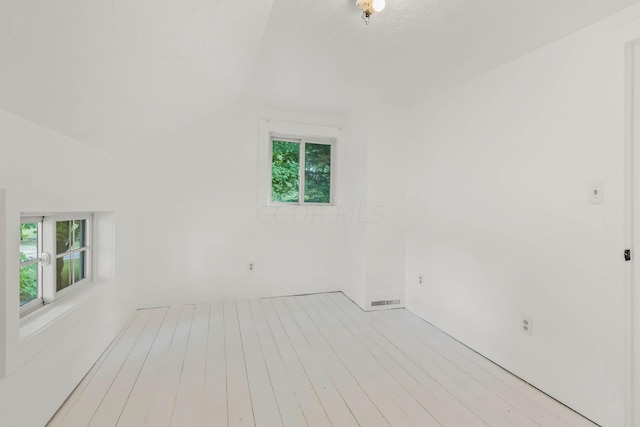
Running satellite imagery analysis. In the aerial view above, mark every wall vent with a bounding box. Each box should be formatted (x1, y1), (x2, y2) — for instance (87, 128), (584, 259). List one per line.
(371, 299), (401, 307)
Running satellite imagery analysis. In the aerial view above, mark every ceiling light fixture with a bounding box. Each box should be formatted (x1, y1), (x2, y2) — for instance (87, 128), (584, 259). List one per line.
(356, 0), (385, 25)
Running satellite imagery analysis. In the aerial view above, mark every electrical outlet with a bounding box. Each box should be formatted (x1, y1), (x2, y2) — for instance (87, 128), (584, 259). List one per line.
(249, 263), (254, 271)
(418, 274), (424, 286)
(521, 315), (533, 337)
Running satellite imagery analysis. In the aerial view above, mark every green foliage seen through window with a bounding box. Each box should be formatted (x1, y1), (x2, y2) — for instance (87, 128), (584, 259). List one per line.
(271, 140), (331, 204)
(271, 141), (300, 202)
(20, 222), (39, 305)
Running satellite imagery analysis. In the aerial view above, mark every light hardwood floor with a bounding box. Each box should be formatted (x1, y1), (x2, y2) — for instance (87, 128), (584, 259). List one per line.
(47, 292), (599, 427)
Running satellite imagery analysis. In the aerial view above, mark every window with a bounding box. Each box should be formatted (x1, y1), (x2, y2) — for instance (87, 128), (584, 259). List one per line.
(19, 217), (43, 310)
(270, 136), (334, 204)
(19, 214), (92, 316)
(55, 219), (89, 292)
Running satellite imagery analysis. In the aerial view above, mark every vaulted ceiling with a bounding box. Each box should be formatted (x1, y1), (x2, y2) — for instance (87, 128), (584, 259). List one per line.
(2, 0), (639, 158)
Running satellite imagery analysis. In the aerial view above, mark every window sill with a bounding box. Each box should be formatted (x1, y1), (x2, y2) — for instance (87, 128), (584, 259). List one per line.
(20, 281), (95, 341)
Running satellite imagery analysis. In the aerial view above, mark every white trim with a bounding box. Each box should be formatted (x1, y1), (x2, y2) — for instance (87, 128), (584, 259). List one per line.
(19, 213), (94, 316)
(20, 216), (43, 224)
(20, 258), (41, 267)
(258, 120), (342, 212)
(19, 299), (44, 316)
(267, 131), (336, 206)
(269, 132), (336, 145)
(626, 38), (640, 427)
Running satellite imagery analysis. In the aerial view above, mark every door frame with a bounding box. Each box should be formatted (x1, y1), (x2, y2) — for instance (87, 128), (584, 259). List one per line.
(625, 39), (640, 427)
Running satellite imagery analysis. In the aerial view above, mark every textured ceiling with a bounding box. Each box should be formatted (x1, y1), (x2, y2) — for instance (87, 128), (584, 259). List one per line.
(249, 0), (640, 111)
(1, 0), (639, 157)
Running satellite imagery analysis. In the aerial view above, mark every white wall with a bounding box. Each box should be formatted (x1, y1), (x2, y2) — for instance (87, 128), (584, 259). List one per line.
(0, 109), (138, 427)
(341, 110), (369, 307)
(135, 103), (354, 307)
(404, 5), (640, 426)
(135, 101), (408, 311)
(346, 105), (407, 309)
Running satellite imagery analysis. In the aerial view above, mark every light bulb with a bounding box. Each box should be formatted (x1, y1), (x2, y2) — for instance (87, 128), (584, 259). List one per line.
(372, 0), (385, 12)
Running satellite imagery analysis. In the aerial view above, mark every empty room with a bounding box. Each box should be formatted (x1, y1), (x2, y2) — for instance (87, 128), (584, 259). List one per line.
(3, 0), (640, 426)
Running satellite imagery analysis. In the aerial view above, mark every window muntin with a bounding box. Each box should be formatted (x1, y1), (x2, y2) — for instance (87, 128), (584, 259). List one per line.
(19, 214), (92, 316)
(270, 137), (333, 205)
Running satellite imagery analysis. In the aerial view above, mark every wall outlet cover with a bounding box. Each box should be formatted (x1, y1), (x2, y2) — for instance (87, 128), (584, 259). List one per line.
(521, 315), (533, 337)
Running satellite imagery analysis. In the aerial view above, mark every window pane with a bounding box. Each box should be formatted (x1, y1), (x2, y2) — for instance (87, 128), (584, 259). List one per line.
(20, 264), (38, 306)
(73, 251), (86, 283)
(56, 221), (72, 255)
(304, 143), (331, 203)
(271, 140), (300, 203)
(71, 220), (86, 250)
(57, 254), (72, 291)
(20, 222), (38, 262)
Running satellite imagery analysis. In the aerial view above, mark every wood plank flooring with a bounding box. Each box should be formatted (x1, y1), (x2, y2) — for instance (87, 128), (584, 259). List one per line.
(47, 292), (599, 427)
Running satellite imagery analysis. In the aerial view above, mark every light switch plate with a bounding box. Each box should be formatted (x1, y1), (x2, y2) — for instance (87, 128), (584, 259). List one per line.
(589, 181), (603, 204)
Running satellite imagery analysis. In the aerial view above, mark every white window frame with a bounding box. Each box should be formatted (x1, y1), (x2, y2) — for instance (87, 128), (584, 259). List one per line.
(269, 133), (335, 206)
(19, 213), (93, 317)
